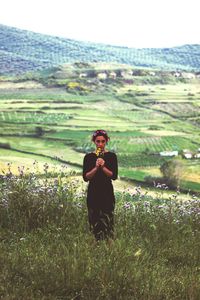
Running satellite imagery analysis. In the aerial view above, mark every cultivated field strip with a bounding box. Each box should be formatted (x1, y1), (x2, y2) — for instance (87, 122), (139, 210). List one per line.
(0, 79), (200, 192)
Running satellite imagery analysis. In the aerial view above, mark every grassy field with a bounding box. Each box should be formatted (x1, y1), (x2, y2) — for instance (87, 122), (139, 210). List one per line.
(0, 65), (200, 299)
(0, 171), (199, 299)
(0, 65), (200, 194)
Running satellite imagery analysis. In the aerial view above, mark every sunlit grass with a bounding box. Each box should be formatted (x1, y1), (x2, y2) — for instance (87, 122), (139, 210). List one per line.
(0, 80), (44, 89)
(0, 168), (199, 299)
(0, 137), (84, 166)
(117, 83), (200, 100)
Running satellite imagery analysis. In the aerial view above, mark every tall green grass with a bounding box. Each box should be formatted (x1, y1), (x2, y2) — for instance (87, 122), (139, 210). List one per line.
(0, 167), (199, 299)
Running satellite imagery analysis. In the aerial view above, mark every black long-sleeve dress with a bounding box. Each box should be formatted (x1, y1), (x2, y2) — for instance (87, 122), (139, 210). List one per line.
(83, 152), (118, 240)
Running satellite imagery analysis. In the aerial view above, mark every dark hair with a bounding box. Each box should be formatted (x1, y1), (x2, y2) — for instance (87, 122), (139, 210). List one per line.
(92, 129), (110, 142)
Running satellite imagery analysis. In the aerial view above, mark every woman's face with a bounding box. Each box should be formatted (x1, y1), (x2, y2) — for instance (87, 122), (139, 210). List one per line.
(94, 135), (107, 150)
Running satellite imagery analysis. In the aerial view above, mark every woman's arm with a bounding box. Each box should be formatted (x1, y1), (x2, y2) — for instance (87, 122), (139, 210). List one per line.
(97, 158), (113, 178)
(101, 166), (113, 178)
(98, 154), (118, 180)
(85, 166), (99, 180)
(85, 158), (102, 180)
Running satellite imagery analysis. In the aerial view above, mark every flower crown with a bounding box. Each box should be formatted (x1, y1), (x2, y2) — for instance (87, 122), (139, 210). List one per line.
(93, 130), (107, 137)
(92, 129), (110, 142)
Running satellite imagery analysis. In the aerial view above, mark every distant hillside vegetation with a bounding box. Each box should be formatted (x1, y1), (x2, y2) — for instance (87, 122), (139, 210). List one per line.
(0, 24), (200, 75)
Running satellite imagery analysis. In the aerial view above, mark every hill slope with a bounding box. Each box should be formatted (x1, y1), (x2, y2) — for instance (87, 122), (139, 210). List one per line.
(0, 24), (200, 74)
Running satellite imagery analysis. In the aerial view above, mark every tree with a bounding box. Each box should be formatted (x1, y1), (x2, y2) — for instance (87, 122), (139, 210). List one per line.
(35, 126), (44, 137)
(160, 158), (184, 189)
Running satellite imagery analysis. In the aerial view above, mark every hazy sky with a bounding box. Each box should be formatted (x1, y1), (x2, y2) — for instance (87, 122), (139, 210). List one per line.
(0, 0), (199, 48)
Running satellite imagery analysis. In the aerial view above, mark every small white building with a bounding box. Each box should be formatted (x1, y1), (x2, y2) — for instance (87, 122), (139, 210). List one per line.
(184, 153), (192, 159)
(121, 70), (133, 79)
(181, 72), (196, 79)
(79, 73), (87, 78)
(97, 72), (107, 80)
(173, 71), (181, 77)
(109, 71), (117, 79)
(159, 151), (178, 157)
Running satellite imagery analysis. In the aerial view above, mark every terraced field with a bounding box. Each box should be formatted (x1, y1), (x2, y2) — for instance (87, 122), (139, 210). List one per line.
(0, 70), (200, 193)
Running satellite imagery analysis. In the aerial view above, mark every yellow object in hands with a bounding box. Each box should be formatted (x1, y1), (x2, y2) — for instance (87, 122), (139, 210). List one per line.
(95, 147), (104, 157)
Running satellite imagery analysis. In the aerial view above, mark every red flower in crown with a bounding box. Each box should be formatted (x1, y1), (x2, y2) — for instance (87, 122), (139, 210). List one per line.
(92, 129), (110, 142)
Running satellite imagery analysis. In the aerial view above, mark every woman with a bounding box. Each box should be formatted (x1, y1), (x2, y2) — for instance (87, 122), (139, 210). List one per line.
(83, 129), (118, 241)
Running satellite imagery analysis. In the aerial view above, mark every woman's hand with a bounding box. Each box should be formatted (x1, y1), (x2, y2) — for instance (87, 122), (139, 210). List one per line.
(95, 159), (101, 168)
(96, 158), (105, 168)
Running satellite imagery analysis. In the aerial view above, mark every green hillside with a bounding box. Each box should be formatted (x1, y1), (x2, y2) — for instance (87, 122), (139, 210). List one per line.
(0, 62), (200, 193)
(0, 24), (200, 75)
